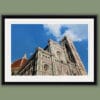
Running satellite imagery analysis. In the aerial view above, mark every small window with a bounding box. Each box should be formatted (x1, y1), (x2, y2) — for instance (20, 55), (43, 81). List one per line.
(57, 51), (60, 59)
(61, 60), (63, 63)
(57, 51), (60, 55)
(44, 64), (49, 71)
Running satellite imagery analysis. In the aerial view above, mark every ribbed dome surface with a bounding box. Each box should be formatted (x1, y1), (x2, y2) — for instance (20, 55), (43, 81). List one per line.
(11, 58), (27, 68)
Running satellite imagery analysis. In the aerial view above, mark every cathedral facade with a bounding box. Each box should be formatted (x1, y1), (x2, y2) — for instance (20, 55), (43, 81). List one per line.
(13, 36), (87, 75)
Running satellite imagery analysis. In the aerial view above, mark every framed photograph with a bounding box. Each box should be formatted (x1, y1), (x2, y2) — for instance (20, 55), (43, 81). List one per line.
(2, 15), (97, 85)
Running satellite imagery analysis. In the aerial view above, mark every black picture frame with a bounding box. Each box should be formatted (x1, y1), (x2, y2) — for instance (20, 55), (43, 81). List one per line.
(1, 15), (97, 85)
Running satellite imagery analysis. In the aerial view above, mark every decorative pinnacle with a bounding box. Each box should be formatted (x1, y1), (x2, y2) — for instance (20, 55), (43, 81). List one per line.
(23, 53), (27, 59)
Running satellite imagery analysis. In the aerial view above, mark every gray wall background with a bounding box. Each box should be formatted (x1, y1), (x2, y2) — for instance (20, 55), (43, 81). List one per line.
(0, 0), (99, 100)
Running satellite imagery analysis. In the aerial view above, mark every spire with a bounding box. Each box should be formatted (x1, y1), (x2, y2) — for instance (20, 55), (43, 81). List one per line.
(19, 53), (27, 67)
(22, 53), (27, 59)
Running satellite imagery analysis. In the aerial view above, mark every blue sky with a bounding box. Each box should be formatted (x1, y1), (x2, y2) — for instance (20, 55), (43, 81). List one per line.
(11, 24), (88, 73)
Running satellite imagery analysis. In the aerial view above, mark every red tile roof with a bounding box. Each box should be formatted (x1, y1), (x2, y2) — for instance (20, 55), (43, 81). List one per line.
(11, 58), (27, 69)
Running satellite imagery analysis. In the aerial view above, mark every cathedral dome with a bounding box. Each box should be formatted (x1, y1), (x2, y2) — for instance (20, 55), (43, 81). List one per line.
(11, 54), (28, 74)
(11, 58), (27, 68)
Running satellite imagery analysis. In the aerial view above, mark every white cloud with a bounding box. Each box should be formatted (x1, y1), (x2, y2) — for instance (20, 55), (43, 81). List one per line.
(61, 30), (83, 42)
(43, 24), (61, 38)
(43, 24), (88, 42)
